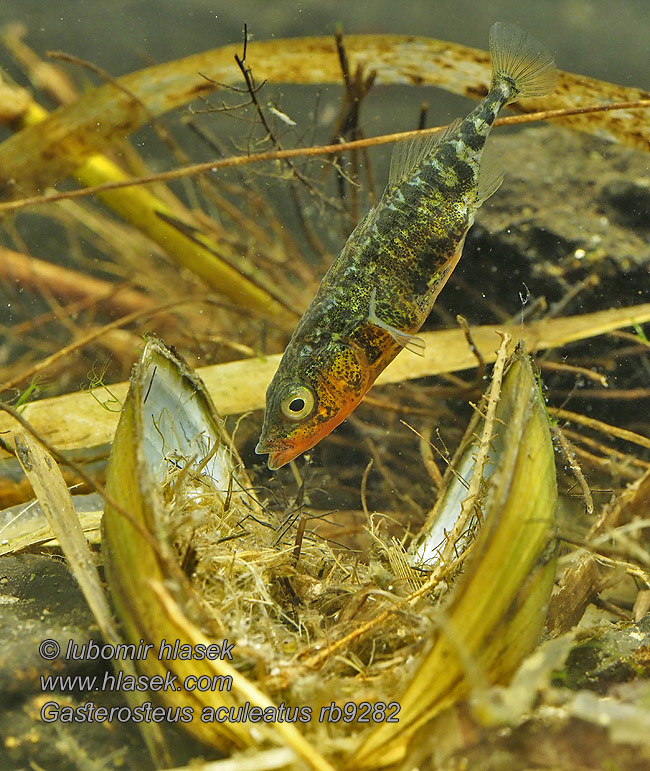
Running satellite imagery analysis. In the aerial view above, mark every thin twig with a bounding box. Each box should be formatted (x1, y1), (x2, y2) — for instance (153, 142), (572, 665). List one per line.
(551, 387), (650, 400)
(400, 421), (444, 489)
(360, 458), (373, 519)
(539, 359), (608, 387)
(329, 28), (377, 221)
(0, 297), (196, 393)
(48, 50), (192, 169)
(552, 425), (595, 515)
(293, 514), (307, 564)
(456, 314), (485, 385)
(550, 407), (650, 451)
(2, 99), (649, 214)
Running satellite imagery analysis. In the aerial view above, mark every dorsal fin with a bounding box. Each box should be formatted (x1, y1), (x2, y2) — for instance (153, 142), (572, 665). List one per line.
(388, 118), (461, 188)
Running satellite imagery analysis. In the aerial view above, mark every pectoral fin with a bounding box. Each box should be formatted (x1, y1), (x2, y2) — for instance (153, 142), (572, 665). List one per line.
(368, 289), (426, 356)
(476, 151), (504, 206)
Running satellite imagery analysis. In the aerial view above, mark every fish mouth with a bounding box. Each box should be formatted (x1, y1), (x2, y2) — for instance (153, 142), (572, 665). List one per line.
(267, 447), (297, 470)
(255, 439), (296, 471)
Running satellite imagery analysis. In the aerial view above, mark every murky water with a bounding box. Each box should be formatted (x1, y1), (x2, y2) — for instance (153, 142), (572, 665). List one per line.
(0, 8), (649, 770)
(1, 0), (648, 88)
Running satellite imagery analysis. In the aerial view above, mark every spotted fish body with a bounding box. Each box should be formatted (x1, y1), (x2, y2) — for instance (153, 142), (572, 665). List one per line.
(257, 23), (557, 469)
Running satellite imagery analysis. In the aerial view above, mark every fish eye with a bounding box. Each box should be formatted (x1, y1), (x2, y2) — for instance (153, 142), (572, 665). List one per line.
(280, 385), (315, 421)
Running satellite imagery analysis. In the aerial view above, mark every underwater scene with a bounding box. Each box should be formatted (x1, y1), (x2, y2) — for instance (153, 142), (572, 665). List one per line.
(0, 1), (649, 769)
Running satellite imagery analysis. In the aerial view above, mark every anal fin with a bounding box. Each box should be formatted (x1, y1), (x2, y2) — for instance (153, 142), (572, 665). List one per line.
(368, 289), (426, 356)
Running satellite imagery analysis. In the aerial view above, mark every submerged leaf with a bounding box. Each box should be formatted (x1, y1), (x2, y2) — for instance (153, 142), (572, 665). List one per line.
(0, 34), (648, 199)
(1, 301), (649, 457)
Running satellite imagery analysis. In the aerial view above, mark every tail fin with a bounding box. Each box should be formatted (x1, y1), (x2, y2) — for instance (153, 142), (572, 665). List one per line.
(489, 22), (557, 101)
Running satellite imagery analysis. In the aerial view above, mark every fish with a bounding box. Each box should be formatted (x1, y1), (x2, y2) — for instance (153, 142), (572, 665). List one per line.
(256, 22), (557, 470)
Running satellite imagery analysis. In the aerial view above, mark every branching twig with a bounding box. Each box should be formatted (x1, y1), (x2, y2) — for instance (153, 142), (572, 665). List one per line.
(233, 25), (342, 212)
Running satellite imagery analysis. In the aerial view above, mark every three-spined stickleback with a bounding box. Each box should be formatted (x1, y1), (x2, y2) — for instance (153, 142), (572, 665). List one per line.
(256, 22), (557, 470)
